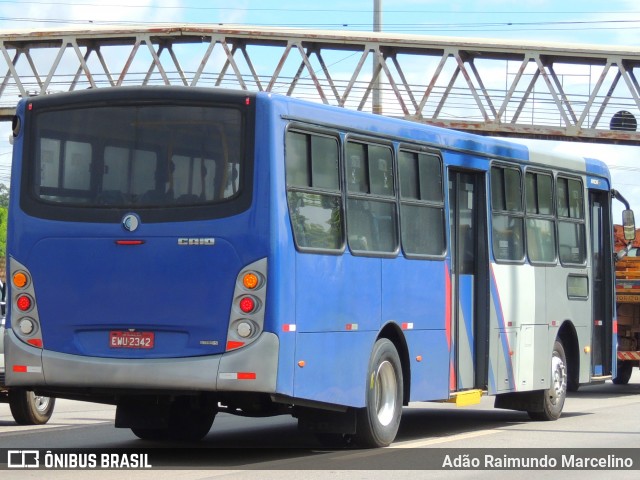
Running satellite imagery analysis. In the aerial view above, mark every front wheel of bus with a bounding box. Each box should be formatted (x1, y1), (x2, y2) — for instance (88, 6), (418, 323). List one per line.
(528, 340), (567, 421)
(355, 338), (403, 448)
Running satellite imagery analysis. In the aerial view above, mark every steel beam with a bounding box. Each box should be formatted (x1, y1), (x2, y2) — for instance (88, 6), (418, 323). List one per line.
(1, 25), (640, 143)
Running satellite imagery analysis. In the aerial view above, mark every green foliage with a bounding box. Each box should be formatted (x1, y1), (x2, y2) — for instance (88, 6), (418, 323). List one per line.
(0, 206), (6, 258)
(0, 183), (8, 208)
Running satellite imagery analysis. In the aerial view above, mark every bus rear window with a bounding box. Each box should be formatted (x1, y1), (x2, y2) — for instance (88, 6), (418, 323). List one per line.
(30, 104), (244, 211)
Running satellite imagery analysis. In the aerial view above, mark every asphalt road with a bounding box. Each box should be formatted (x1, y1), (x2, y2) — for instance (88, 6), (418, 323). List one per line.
(1, 369), (640, 479)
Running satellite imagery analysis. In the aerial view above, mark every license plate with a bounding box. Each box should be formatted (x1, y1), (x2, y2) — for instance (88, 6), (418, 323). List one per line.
(109, 331), (155, 349)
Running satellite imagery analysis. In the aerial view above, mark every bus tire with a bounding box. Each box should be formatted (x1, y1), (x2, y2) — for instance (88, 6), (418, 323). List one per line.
(612, 361), (633, 385)
(528, 340), (567, 421)
(354, 338), (403, 448)
(8, 389), (56, 425)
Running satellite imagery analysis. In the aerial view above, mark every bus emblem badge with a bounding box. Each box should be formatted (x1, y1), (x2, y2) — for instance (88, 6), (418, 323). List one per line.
(122, 214), (140, 232)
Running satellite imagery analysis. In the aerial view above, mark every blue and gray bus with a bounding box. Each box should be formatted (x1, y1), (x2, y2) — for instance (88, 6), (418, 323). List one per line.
(4, 86), (632, 446)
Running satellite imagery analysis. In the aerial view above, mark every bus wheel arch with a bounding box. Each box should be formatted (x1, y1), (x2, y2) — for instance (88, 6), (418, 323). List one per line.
(557, 321), (579, 392)
(378, 322), (411, 406)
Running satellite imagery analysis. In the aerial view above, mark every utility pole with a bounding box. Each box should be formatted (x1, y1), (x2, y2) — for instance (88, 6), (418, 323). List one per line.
(372, 0), (382, 114)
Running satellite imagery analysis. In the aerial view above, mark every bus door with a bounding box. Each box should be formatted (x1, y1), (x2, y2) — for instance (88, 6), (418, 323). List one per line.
(448, 169), (490, 391)
(589, 190), (614, 377)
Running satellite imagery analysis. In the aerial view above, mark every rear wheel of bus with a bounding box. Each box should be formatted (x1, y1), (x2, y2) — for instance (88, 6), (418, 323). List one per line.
(528, 340), (567, 421)
(354, 338), (403, 448)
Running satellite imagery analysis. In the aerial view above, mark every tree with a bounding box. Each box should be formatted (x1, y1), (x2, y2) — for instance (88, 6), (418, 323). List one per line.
(0, 206), (6, 259)
(0, 183), (9, 208)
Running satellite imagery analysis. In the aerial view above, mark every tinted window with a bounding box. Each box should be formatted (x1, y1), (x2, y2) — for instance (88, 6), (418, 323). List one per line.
(346, 140), (397, 254)
(525, 171), (556, 264)
(286, 130), (343, 252)
(557, 176), (586, 265)
(491, 166), (525, 262)
(398, 149), (445, 256)
(32, 105), (244, 208)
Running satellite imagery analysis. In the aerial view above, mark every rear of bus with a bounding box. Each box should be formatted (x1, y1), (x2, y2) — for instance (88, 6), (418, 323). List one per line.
(4, 87), (282, 437)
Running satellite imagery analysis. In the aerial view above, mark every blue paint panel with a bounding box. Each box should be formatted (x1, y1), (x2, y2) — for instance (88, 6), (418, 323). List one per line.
(584, 157), (611, 179)
(295, 253), (381, 332)
(269, 93), (529, 161)
(294, 331), (377, 407)
(381, 258), (447, 330)
(258, 94), (298, 397)
(404, 329), (450, 401)
(28, 235), (243, 358)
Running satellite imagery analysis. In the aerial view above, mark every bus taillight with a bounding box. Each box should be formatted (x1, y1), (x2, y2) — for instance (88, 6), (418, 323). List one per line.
(16, 294), (33, 312)
(239, 296), (256, 314)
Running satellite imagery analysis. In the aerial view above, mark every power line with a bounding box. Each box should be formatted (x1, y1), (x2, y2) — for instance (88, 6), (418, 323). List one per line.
(0, 1), (638, 15)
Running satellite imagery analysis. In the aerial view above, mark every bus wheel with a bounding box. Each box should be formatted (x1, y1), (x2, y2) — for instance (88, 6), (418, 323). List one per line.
(528, 340), (567, 421)
(8, 389), (56, 425)
(354, 338), (403, 448)
(612, 361), (633, 385)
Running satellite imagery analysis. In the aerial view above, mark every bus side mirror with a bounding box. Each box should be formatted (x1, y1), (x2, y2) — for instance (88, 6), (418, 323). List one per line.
(623, 209), (636, 242)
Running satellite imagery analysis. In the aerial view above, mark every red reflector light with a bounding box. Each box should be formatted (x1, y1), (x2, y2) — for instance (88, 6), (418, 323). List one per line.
(227, 340), (245, 350)
(13, 365), (28, 373)
(16, 295), (32, 311)
(245, 97), (251, 105)
(237, 372), (256, 380)
(27, 338), (43, 348)
(115, 240), (145, 245)
(239, 296), (255, 313)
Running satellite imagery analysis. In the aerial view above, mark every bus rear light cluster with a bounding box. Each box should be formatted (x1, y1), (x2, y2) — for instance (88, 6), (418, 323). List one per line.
(9, 259), (44, 349)
(226, 259), (268, 352)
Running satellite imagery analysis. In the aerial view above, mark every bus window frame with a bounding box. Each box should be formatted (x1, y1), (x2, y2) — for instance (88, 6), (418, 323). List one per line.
(523, 167), (558, 267)
(396, 143), (447, 260)
(490, 162), (526, 265)
(344, 133), (400, 258)
(19, 92), (256, 224)
(284, 123), (346, 255)
(556, 173), (587, 268)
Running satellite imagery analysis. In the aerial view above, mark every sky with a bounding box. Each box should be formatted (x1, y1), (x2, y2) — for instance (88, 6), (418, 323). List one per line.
(0, 0), (640, 216)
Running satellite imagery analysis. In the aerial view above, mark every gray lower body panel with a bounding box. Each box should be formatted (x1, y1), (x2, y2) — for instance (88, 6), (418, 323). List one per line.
(4, 329), (279, 393)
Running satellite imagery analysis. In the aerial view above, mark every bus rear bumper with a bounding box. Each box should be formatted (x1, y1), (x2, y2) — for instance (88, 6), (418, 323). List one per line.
(4, 329), (279, 394)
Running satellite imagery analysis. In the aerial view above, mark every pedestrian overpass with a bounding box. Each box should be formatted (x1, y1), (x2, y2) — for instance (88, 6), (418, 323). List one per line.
(2, 25), (640, 144)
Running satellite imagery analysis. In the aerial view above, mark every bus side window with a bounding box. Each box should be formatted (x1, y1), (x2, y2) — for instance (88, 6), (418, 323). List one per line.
(398, 149), (445, 257)
(346, 140), (397, 255)
(285, 129), (343, 252)
(491, 165), (525, 262)
(557, 177), (586, 266)
(525, 171), (557, 264)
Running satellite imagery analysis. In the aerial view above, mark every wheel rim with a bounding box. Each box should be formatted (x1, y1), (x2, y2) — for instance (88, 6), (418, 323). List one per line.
(31, 393), (51, 413)
(549, 352), (567, 406)
(374, 360), (397, 427)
